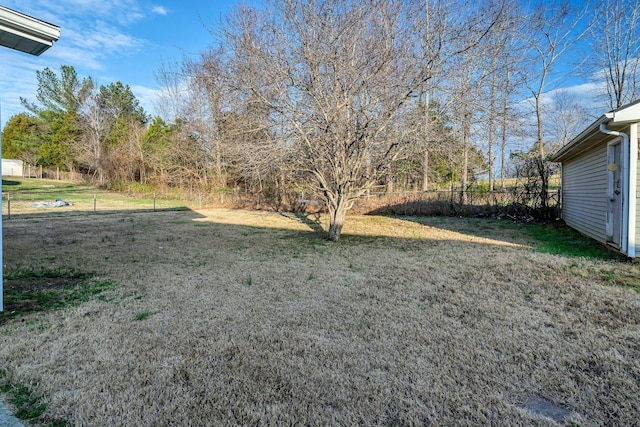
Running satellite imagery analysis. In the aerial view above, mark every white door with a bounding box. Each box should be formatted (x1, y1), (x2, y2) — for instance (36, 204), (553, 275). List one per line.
(607, 142), (623, 247)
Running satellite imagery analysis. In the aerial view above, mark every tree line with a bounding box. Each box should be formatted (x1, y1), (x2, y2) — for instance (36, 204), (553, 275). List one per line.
(3, 0), (639, 240)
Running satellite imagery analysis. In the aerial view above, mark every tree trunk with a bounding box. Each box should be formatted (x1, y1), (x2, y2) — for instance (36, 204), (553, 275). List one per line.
(327, 195), (348, 242)
(422, 149), (429, 191)
(488, 56), (496, 192)
(500, 72), (509, 191)
(422, 88), (430, 192)
(535, 93), (544, 158)
(461, 112), (470, 205)
(215, 138), (222, 177)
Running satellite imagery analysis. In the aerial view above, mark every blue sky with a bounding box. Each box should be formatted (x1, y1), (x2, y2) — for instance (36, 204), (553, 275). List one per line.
(0, 0), (608, 134)
(0, 0), (246, 126)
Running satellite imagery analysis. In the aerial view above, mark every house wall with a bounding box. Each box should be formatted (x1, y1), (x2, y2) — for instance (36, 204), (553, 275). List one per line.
(636, 137), (640, 255)
(1, 159), (23, 177)
(561, 144), (608, 243)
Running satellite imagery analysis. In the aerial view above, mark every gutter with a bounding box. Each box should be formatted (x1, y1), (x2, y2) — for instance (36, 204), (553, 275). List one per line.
(0, 6), (60, 55)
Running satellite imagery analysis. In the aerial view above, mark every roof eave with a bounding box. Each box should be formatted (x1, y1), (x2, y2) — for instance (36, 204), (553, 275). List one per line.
(0, 6), (60, 56)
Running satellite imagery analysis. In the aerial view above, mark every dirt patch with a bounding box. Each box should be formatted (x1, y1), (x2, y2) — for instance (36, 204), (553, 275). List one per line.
(2, 276), (86, 317)
(6, 277), (85, 293)
(0, 268), (111, 326)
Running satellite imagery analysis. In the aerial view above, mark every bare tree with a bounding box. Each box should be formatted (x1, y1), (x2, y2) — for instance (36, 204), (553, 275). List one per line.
(590, 0), (640, 109)
(154, 59), (186, 125)
(78, 83), (108, 182)
(522, 1), (590, 158)
(513, 1), (590, 217)
(477, 0), (520, 192)
(220, 0), (501, 240)
(185, 49), (229, 184)
(497, 45), (526, 190)
(546, 89), (591, 148)
(445, 39), (489, 203)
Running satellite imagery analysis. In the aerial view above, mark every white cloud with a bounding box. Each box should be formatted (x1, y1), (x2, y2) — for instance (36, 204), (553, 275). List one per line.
(66, 21), (145, 56)
(0, 50), (45, 125)
(0, 0), (158, 126)
(131, 85), (161, 117)
(152, 6), (169, 16)
(2, 0), (147, 26)
(542, 82), (605, 105)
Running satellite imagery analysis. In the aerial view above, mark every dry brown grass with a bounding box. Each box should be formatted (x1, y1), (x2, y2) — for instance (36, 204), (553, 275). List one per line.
(1, 209), (639, 425)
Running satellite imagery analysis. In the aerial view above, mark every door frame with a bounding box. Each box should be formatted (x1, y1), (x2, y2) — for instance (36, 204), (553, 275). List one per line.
(606, 138), (623, 247)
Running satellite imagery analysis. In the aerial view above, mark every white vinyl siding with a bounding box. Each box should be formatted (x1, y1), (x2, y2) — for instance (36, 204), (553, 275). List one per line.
(636, 146), (640, 254)
(561, 144), (608, 243)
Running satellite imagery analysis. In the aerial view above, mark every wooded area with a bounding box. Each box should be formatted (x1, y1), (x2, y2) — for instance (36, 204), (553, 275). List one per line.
(3, 0), (640, 240)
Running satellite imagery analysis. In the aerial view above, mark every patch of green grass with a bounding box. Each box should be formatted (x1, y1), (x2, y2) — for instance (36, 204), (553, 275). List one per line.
(0, 369), (67, 426)
(603, 269), (616, 282)
(134, 311), (151, 321)
(596, 267), (640, 291)
(246, 276), (253, 286)
(524, 222), (622, 260)
(2, 178), (94, 194)
(0, 267), (115, 324)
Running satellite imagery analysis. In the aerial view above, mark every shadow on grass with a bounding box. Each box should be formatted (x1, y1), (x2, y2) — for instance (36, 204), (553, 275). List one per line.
(388, 214), (623, 261)
(2, 206), (192, 221)
(290, 212), (325, 234)
(523, 221), (625, 260)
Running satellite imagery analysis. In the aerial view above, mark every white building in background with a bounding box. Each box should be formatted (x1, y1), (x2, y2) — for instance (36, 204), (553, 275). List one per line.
(1, 158), (23, 176)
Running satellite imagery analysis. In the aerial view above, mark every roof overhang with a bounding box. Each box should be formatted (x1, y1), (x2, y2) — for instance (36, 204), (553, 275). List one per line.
(552, 99), (640, 162)
(0, 6), (60, 56)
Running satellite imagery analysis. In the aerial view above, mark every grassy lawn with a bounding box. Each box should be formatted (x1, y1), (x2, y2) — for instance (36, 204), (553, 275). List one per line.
(1, 205), (639, 425)
(2, 178), (188, 215)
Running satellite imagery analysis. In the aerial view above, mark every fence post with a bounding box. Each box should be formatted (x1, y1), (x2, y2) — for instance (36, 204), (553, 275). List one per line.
(153, 193), (156, 212)
(93, 194), (97, 213)
(7, 193), (10, 220)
